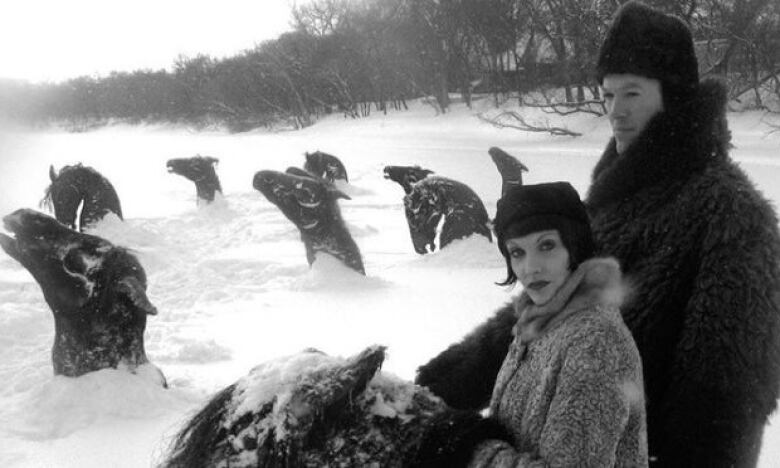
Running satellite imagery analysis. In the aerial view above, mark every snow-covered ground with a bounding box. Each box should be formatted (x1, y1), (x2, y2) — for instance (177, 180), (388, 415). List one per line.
(1, 98), (779, 467)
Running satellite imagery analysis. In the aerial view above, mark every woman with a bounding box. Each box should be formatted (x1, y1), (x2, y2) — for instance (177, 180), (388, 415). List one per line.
(470, 181), (647, 467)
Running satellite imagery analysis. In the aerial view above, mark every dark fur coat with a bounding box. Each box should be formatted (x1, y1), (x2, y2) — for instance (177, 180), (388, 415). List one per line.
(587, 78), (780, 467)
(416, 303), (516, 410)
(416, 79), (780, 467)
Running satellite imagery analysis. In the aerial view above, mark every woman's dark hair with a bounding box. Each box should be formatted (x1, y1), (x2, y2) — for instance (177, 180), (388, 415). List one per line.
(496, 216), (595, 286)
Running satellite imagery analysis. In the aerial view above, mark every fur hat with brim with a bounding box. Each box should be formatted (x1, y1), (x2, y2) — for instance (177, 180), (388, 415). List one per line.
(597, 1), (699, 109)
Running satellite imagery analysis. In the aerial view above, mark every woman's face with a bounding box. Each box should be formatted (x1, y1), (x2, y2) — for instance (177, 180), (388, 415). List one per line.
(505, 229), (571, 306)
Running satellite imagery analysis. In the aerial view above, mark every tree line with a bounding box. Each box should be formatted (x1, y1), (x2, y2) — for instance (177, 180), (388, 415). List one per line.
(1, 0), (778, 132)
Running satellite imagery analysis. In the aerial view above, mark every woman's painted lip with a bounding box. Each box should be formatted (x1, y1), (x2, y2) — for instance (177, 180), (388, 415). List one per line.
(527, 281), (549, 291)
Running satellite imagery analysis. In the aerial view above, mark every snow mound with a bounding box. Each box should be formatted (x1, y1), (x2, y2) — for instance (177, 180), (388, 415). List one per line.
(156, 339), (233, 364)
(292, 253), (388, 291)
(5, 366), (194, 440)
(415, 234), (502, 268)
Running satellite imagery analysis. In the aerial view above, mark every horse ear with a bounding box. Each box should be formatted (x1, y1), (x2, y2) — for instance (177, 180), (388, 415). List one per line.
(329, 187), (351, 201)
(49, 165), (58, 182)
(206, 157), (219, 166)
(116, 277), (158, 315)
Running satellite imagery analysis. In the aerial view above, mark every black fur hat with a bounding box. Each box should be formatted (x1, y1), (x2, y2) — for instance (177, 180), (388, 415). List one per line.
(494, 182), (594, 284)
(597, 1), (699, 109)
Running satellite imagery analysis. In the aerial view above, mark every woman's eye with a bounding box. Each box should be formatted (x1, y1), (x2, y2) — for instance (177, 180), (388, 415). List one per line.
(509, 248), (524, 259)
(539, 240), (556, 251)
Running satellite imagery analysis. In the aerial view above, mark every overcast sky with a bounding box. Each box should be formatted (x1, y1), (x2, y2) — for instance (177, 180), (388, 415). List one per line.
(0, 0), (298, 83)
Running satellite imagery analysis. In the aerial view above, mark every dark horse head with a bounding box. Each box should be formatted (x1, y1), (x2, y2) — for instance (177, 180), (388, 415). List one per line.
(42, 163), (123, 231)
(488, 147), (528, 197)
(161, 346), (459, 468)
(0, 209), (165, 385)
(304, 151), (349, 183)
(404, 176), (492, 254)
(166, 155), (223, 204)
(253, 169), (365, 275)
(383, 165), (434, 194)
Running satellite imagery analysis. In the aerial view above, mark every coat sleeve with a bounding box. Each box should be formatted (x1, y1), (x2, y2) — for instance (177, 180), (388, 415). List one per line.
(657, 186), (780, 466)
(469, 326), (644, 467)
(415, 303), (516, 410)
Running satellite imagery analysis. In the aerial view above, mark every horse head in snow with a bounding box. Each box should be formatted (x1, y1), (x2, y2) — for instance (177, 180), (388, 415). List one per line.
(303, 151), (349, 183)
(162, 346), (449, 467)
(41, 163), (123, 231)
(383, 165), (434, 194)
(252, 169), (365, 275)
(403, 176), (492, 254)
(0, 209), (165, 384)
(488, 147), (528, 197)
(166, 155), (223, 204)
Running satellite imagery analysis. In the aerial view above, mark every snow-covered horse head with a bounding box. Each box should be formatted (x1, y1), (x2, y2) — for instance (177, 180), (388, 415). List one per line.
(162, 346), (449, 467)
(403, 176), (492, 254)
(303, 151), (349, 183)
(253, 169), (365, 274)
(41, 163), (123, 231)
(383, 165), (434, 194)
(166, 155), (223, 204)
(0, 209), (165, 384)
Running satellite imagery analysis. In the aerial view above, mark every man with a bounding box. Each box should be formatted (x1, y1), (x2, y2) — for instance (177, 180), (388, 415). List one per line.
(588, 2), (780, 467)
(415, 2), (780, 466)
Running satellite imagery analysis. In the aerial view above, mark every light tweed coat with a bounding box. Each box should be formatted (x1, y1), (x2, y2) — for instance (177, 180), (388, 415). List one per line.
(470, 258), (648, 467)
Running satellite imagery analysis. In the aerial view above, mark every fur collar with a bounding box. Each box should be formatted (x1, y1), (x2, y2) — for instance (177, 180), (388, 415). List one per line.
(512, 257), (625, 346)
(587, 79), (731, 209)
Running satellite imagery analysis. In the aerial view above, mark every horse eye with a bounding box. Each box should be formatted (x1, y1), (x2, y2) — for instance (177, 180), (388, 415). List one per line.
(295, 187), (322, 208)
(296, 187), (314, 200)
(63, 250), (86, 275)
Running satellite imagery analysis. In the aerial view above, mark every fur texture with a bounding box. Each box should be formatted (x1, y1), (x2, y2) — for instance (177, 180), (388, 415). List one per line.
(587, 78), (780, 467)
(253, 169), (365, 274)
(406, 409), (513, 468)
(162, 346), (450, 468)
(597, 1), (698, 111)
(415, 303), (516, 410)
(470, 258), (647, 467)
(166, 155), (223, 203)
(0, 209), (165, 384)
(403, 176), (492, 254)
(42, 163), (123, 231)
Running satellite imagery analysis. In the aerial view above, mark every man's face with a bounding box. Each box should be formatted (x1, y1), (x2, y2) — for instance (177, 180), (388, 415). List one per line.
(602, 74), (664, 154)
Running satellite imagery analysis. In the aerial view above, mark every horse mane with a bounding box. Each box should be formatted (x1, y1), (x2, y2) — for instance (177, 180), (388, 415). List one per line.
(162, 383), (237, 468)
(39, 186), (54, 213)
(40, 163), (85, 213)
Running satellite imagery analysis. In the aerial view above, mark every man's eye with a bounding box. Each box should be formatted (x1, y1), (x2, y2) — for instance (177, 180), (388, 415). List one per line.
(603, 92), (614, 99)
